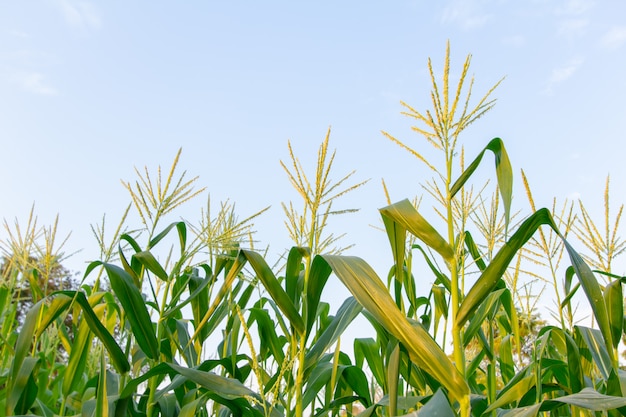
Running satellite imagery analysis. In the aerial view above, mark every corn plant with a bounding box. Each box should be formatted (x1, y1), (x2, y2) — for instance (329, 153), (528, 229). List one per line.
(4, 42), (626, 417)
(321, 42), (626, 416)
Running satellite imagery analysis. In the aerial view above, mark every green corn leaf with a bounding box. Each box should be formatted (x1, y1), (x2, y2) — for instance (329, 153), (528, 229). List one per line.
(387, 341), (400, 417)
(189, 252), (246, 346)
(34, 294), (73, 338)
(342, 366), (372, 407)
(354, 338), (385, 388)
(147, 221), (186, 253)
(463, 289), (504, 346)
(576, 326), (612, 380)
(186, 265), (215, 344)
(604, 278), (623, 350)
(133, 250), (169, 281)
(178, 397), (204, 417)
(55, 290), (129, 374)
(120, 363), (258, 401)
(319, 254), (469, 405)
(303, 362), (333, 408)
(463, 231), (487, 271)
(95, 353), (108, 417)
(457, 209), (554, 327)
(541, 388), (626, 411)
(306, 255), (334, 338)
(249, 308), (285, 364)
(499, 404), (541, 417)
(162, 267), (213, 321)
(96, 262), (159, 361)
(485, 374), (535, 412)
(305, 297), (362, 373)
(10, 300), (43, 397)
(175, 319), (197, 366)
(396, 389), (454, 417)
(450, 137), (512, 227)
(431, 286), (448, 336)
(62, 316), (94, 396)
(8, 356), (39, 416)
(380, 199), (454, 263)
(499, 335), (515, 384)
(564, 330), (583, 393)
(412, 244), (451, 291)
(564, 240), (615, 364)
(285, 246), (309, 306)
(241, 249), (305, 335)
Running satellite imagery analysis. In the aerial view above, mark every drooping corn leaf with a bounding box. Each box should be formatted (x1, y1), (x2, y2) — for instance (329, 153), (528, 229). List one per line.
(305, 297), (362, 373)
(241, 249), (305, 335)
(94, 262), (159, 361)
(395, 389), (454, 417)
(450, 137), (512, 228)
(564, 240), (615, 364)
(120, 362), (258, 401)
(576, 326), (612, 380)
(485, 374), (535, 412)
(380, 199), (454, 263)
(306, 254), (334, 338)
(55, 290), (129, 374)
(319, 254), (469, 406)
(133, 250), (169, 281)
(541, 388), (626, 411)
(354, 338), (385, 388)
(285, 246), (309, 307)
(147, 221), (186, 254)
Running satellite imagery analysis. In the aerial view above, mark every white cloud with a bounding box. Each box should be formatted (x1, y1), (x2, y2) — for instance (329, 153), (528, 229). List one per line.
(13, 72), (58, 96)
(501, 35), (525, 47)
(7, 30), (31, 39)
(441, 1), (492, 29)
(53, 0), (101, 30)
(557, 18), (588, 38)
(601, 26), (626, 49)
(542, 58), (583, 95)
(555, 0), (595, 16)
(549, 58), (583, 83)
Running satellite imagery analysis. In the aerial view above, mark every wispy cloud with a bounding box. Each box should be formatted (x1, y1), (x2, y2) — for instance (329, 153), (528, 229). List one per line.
(441, 1), (492, 29)
(550, 58), (583, 83)
(555, 0), (595, 16)
(13, 72), (58, 95)
(543, 58), (584, 95)
(557, 18), (588, 38)
(501, 35), (525, 47)
(53, 0), (101, 30)
(600, 26), (626, 49)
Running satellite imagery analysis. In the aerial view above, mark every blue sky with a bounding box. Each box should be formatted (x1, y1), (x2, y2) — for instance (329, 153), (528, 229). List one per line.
(2, 1), (626, 316)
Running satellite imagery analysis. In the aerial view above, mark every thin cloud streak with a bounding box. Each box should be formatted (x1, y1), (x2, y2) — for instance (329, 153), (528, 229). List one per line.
(542, 58), (584, 95)
(13, 71), (58, 95)
(54, 0), (101, 30)
(441, 1), (492, 29)
(601, 26), (626, 49)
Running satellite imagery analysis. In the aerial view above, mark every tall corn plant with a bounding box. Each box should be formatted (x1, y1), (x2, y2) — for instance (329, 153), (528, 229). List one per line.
(228, 129), (369, 417)
(325, 42), (626, 416)
(2, 150), (272, 417)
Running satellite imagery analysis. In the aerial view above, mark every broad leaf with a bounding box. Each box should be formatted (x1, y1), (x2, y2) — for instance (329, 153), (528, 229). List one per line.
(380, 199), (454, 263)
(319, 254), (469, 406)
(450, 137), (512, 227)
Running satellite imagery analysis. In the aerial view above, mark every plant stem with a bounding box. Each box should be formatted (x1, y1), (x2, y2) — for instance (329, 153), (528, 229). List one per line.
(446, 150), (465, 378)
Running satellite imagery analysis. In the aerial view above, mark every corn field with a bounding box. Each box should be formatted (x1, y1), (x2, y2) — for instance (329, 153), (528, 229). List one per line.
(2, 44), (626, 417)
